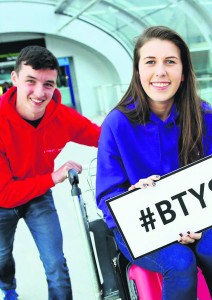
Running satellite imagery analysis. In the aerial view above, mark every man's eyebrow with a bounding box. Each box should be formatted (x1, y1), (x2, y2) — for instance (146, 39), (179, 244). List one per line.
(26, 75), (36, 79)
(45, 80), (56, 84)
(26, 75), (56, 84)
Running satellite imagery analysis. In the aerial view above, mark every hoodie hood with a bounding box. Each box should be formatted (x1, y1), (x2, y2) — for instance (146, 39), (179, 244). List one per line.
(149, 103), (179, 126)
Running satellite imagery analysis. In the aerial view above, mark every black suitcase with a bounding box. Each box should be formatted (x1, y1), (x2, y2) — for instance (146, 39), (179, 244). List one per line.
(89, 218), (131, 300)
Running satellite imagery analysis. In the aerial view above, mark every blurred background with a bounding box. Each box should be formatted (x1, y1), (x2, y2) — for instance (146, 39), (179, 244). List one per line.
(1, 1), (212, 299)
(0, 0), (212, 117)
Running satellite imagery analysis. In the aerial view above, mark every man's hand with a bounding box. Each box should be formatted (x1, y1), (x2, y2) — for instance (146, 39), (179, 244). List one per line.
(51, 160), (82, 184)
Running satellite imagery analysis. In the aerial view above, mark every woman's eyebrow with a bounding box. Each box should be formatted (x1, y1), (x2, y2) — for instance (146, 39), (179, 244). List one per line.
(143, 56), (155, 59)
(143, 55), (179, 60)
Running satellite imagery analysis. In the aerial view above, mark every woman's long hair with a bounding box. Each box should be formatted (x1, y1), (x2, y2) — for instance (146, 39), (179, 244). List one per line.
(116, 26), (203, 166)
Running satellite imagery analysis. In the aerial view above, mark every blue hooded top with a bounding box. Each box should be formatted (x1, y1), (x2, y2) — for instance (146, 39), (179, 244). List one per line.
(96, 103), (212, 229)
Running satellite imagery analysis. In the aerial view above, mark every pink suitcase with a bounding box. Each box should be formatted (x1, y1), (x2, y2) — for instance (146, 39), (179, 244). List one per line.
(127, 264), (211, 300)
(197, 268), (211, 300)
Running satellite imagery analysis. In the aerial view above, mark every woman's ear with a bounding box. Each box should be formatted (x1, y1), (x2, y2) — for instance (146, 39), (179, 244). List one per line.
(181, 74), (184, 82)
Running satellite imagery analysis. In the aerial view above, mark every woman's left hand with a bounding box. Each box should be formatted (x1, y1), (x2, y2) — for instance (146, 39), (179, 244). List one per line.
(178, 231), (202, 244)
(128, 175), (160, 191)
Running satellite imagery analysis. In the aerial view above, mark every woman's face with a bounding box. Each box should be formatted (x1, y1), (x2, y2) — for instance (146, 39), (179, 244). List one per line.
(138, 38), (184, 105)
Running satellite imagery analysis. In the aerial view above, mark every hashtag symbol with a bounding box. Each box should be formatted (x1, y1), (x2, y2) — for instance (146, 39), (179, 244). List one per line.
(139, 207), (156, 232)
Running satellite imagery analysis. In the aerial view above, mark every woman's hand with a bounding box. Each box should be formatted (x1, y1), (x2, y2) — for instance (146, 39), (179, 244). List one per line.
(129, 175), (160, 191)
(178, 231), (202, 244)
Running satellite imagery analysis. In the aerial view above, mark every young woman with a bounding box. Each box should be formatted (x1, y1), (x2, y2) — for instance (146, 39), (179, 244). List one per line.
(96, 26), (212, 300)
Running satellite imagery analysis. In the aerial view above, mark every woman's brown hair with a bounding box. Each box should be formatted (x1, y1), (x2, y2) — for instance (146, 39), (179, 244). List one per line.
(116, 26), (203, 166)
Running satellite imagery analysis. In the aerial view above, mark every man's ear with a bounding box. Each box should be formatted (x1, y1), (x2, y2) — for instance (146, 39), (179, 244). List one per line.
(11, 71), (17, 86)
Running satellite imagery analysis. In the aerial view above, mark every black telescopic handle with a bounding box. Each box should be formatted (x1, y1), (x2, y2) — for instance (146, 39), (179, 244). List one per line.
(68, 169), (81, 196)
(68, 168), (79, 185)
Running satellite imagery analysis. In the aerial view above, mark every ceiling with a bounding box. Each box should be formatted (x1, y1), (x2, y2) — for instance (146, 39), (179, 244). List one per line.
(1, 0), (212, 76)
(4, 0), (211, 53)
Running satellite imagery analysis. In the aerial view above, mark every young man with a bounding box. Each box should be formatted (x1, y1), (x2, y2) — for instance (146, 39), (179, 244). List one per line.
(0, 45), (101, 300)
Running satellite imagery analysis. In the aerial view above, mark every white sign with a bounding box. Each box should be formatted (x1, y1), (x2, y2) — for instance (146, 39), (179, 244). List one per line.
(106, 155), (212, 259)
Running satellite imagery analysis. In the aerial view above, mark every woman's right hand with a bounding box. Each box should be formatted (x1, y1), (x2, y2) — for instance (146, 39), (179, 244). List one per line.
(129, 175), (160, 191)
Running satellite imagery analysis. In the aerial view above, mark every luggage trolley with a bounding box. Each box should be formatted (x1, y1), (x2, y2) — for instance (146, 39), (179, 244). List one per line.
(68, 161), (130, 300)
(85, 158), (131, 300)
(68, 168), (101, 300)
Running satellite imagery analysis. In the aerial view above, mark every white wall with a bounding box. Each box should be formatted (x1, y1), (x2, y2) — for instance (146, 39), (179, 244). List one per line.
(0, 2), (133, 118)
(46, 36), (121, 117)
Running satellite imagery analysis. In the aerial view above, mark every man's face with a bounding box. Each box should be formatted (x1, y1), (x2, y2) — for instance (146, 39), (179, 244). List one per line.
(11, 63), (58, 120)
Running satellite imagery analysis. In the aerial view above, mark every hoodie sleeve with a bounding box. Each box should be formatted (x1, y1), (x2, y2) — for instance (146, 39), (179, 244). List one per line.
(96, 114), (130, 228)
(63, 107), (101, 147)
(0, 138), (55, 208)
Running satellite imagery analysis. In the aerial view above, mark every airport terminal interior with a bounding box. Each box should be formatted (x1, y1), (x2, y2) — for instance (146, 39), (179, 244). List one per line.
(0, 0), (212, 299)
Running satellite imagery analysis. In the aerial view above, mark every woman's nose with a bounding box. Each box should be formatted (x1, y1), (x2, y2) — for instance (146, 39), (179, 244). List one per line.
(155, 63), (167, 77)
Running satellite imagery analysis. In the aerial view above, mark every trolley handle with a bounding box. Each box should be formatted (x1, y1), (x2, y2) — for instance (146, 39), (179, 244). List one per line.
(68, 169), (81, 197)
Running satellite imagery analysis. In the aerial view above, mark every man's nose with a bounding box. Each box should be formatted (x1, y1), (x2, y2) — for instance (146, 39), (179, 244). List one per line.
(34, 84), (45, 98)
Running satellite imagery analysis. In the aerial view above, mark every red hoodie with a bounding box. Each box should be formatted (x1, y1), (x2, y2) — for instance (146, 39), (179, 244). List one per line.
(0, 86), (101, 208)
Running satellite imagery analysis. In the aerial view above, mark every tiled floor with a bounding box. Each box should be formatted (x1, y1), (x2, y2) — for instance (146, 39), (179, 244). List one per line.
(13, 116), (105, 300)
